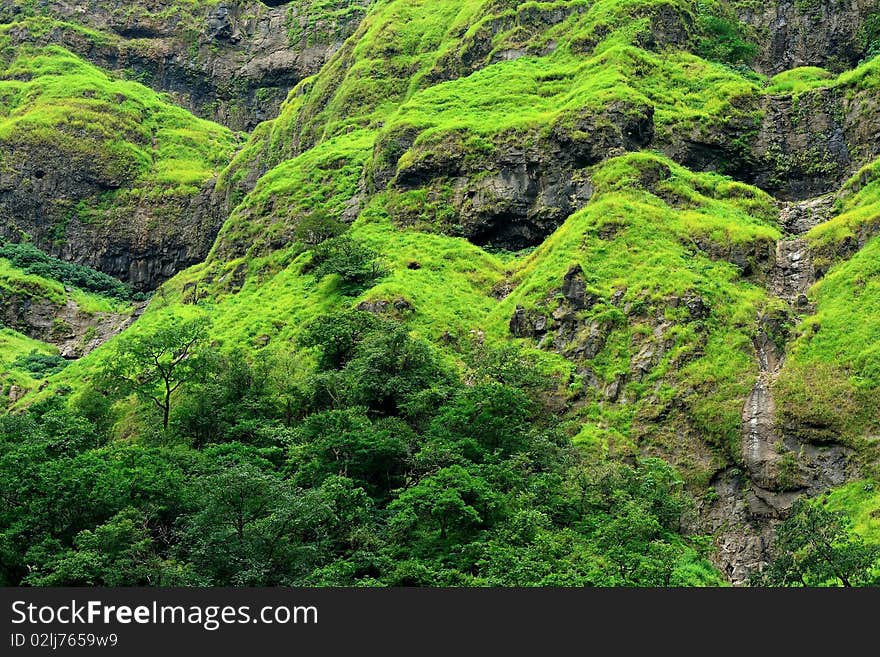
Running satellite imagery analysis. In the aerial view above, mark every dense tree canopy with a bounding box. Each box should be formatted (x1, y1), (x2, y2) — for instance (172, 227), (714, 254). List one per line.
(0, 312), (727, 587)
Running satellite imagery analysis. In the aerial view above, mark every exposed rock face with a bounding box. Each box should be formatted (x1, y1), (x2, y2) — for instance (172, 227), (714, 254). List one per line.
(736, 0), (880, 75)
(0, 0), (369, 130)
(388, 102), (653, 249)
(662, 82), (880, 202)
(779, 195), (835, 234)
(0, 145), (223, 290)
(509, 195), (865, 585)
(709, 196), (859, 584)
(380, 66), (879, 252)
(356, 296), (415, 319)
(748, 87), (880, 200)
(0, 292), (143, 358)
(772, 238), (814, 304)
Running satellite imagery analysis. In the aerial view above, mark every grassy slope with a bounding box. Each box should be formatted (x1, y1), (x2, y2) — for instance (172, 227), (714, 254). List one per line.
(9, 0), (880, 562)
(0, 256), (135, 395)
(823, 481), (880, 544)
(0, 34), (239, 232)
(0, 328), (59, 393)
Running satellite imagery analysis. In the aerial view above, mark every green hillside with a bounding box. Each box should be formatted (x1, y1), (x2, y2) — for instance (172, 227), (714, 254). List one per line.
(1, 0), (879, 587)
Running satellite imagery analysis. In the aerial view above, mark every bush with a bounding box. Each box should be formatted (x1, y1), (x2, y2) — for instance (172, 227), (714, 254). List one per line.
(310, 236), (388, 295)
(0, 241), (132, 300)
(294, 212), (347, 246)
(12, 350), (69, 376)
(694, 5), (757, 65)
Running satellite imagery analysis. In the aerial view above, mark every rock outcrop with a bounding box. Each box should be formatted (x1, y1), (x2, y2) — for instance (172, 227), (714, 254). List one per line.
(0, 0), (369, 131)
(0, 148), (223, 290)
(0, 291), (142, 358)
(708, 195), (859, 584)
(736, 0), (880, 75)
(387, 102), (653, 250)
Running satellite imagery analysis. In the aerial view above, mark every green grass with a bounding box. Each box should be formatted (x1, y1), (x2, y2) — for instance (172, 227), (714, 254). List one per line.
(808, 157), (880, 269)
(772, 155), (880, 448)
(220, 0), (763, 199)
(0, 257), (133, 314)
(7, 0), (880, 503)
(0, 45), (237, 189)
(821, 481), (880, 544)
(0, 40), (239, 243)
(765, 67), (834, 95)
(40, 151), (783, 486)
(775, 234), (880, 445)
(0, 327), (60, 395)
(0, 258), (66, 305)
(212, 130), (375, 259)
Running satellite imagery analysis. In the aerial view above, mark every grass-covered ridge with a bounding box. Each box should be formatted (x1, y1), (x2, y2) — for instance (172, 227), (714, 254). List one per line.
(0, 328), (60, 394)
(0, 43), (238, 197)
(0, 242), (134, 300)
(43, 152), (782, 488)
(212, 0), (769, 256)
(0, 36), (241, 289)
(3, 0), (880, 587)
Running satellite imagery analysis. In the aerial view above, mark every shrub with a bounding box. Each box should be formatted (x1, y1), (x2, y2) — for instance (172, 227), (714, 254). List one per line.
(310, 236), (388, 295)
(0, 242), (131, 300)
(12, 350), (69, 376)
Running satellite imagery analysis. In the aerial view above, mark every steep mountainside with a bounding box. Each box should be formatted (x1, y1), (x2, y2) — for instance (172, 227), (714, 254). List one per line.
(0, 1), (369, 130)
(2, 0), (880, 586)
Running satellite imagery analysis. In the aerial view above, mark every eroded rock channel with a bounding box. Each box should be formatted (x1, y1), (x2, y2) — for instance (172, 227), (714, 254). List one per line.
(709, 196), (858, 584)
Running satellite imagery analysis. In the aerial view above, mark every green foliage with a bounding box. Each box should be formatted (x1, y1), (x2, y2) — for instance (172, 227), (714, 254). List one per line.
(12, 350), (68, 376)
(179, 461), (334, 586)
(694, 3), (757, 65)
(289, 408), (411, 497)
(765, 67), (834, 95)
(0, 313), (722, 587)
(857, 12), (880, 64)
(756, 499), (880, 586)
(6, 0), (880, 591)
(295, 211), (348, 246)
(389, 465), (503, 543)
(298, 310), (381, 370)
(0, 241), (131, 300)
(0, 44), (235, 191)
(0, 41), (238, 247)
(24, 508), (178, 586)
(819, 481), (880, 547)
(100, 316), (211, 430)
(310, 236), (389, 295)
(427, 383), (535, 460)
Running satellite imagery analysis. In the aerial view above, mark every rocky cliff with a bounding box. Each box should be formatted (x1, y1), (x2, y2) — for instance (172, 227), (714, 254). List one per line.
(0, 0), (369, 130)
(3, 0), (880, 584)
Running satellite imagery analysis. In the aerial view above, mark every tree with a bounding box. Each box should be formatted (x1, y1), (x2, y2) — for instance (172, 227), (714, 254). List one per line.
(104, 317), (209, 430)
(290, 409), (411, 497)
(310, 236), (387, 295)
(298, 310), (380, 370)
(339, 324), (450, 416)
(758, 499), (880, 587)
(388, 466), (502, 545)
(179, 463), (335, 585)
(427, 383), (534, 460)
(172, 347), (277, 447)
(294, 211), (346, 246)
(23, 508), (175, 586)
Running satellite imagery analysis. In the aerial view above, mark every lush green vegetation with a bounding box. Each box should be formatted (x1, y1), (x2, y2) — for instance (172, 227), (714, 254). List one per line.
(12, 350), (69, 377)
(0, 44), (237, 194)
(0, 312), (723, 586)
(0, 328), (61, 393)
(757, 498), (880, 586)
(0, 242), (133, 300)
(0, 37), (239, 258)
(2, 0), (880, 588)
